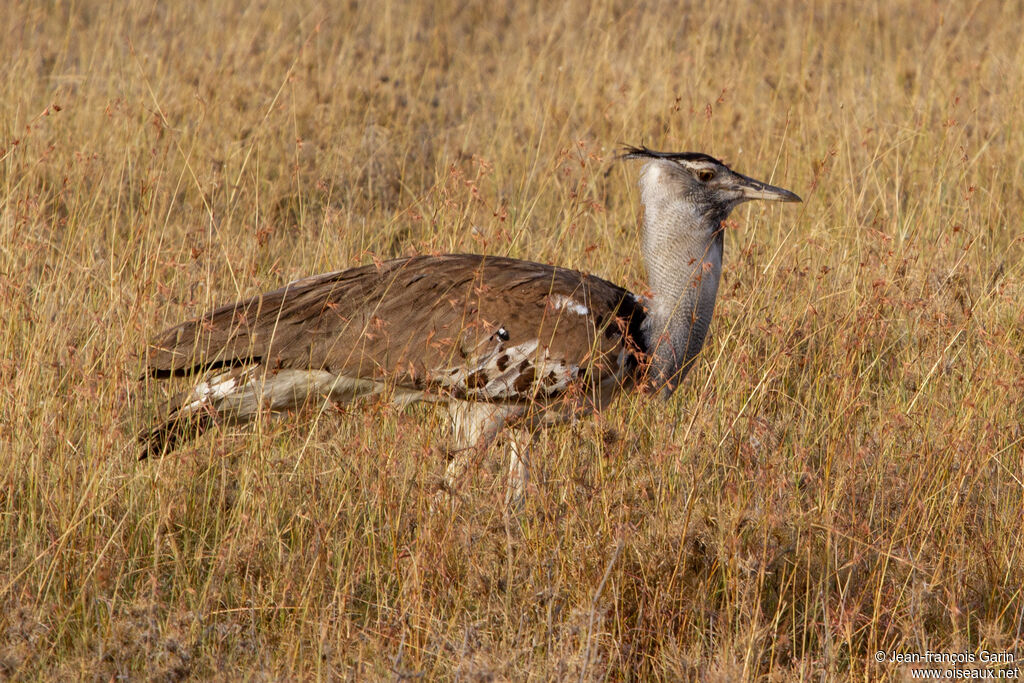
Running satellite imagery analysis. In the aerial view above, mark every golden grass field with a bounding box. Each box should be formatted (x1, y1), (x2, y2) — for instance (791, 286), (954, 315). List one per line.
(2, 0), (1023, 679)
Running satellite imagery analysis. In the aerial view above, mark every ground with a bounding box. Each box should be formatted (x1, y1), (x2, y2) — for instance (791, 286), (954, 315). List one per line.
(1, 1), (1022, 680)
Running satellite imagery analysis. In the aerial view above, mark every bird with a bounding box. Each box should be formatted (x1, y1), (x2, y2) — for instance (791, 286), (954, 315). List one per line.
(139, 146), (801, 507)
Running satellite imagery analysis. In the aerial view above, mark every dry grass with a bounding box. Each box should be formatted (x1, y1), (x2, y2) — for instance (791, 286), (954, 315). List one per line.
(2, 1), (1023, 680)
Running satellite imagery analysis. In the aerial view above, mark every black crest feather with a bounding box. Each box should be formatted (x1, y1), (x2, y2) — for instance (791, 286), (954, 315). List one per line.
(618, 145), (722, 166)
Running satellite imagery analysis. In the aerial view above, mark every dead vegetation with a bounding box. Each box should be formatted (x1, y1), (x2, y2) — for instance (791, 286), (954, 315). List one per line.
(1, 1), (1022, 679)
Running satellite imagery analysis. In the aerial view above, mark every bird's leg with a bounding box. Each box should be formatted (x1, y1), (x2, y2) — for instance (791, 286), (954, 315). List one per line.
(439, 446), (475, 499)
(442, 401), (505, 491)
(504, 428), (532, 512)
(433, 401), (515, 511)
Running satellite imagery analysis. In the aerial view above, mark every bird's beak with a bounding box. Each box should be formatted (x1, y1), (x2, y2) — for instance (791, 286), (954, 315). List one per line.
(735, 174), (802, 203)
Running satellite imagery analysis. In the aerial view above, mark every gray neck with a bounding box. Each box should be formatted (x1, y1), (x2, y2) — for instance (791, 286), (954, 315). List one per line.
(638, 182), (726, 397)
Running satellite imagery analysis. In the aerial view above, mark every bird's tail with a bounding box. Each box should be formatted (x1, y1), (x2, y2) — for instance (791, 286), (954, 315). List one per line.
(138, 409), (215, 459)
(137, 368), (251, 459)
(138, 366), (344, 458)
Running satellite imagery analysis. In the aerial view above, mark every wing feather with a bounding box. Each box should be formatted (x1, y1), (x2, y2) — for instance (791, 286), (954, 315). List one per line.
(146, 254), (648, 400)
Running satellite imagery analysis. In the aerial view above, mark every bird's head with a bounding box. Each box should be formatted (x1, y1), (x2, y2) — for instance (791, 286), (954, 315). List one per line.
(619, 145), (801, 227)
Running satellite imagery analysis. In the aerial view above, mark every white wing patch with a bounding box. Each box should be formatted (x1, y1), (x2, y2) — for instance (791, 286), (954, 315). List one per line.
(180, 371), (241, 413)
(548, 294), (589, 316)
(176, 366), (428, 422)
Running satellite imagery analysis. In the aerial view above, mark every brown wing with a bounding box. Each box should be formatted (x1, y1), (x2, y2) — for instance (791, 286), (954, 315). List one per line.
(146, 254), (647, 401)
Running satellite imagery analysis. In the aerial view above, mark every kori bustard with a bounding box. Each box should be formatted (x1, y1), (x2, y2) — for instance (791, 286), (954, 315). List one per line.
(140, 146), (800, 506)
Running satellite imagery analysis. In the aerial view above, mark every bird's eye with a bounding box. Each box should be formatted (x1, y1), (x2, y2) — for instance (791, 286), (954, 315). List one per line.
(696, 169), (715, 182)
